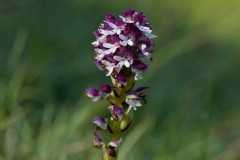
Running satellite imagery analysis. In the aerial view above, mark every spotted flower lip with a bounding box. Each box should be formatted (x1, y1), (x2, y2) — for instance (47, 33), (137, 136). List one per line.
(108, 138), (122, 148)
(92, 9), (156, 79)
(86, 88), (101, 102)
(108, 105), (123, 120)
(92, 116), (108, 130)
(93, 134), (103, 148)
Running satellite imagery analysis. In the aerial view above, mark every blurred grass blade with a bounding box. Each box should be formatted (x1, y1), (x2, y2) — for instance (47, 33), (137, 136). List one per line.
(119, 117), (155, 160)
(7, 28), (28, 71)
(143, 31), (208, 84)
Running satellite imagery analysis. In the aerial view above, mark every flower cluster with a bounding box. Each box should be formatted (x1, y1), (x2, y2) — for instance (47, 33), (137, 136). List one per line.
(92, 9), (156, 81)
(86, 9), (155, 159)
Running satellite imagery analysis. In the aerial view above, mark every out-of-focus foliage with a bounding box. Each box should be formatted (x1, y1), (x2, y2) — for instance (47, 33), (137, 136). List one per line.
(0, 0), (240, 159)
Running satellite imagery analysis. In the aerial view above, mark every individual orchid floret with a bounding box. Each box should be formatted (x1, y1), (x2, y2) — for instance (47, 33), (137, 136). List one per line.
(86, 87), (101, 102)
(112, 73), (127, 87)
(92, 116), (108, 130)
(119, 9), (136, 23)
(139, 42), (153, 61)
(100, 84), (112, 98)
(131, 62), (149, 80)
(101, 60), (116, 76)
(126, 94), (142, 112)
(114, 55), (131, 70)
(132, 87), (148, 103)
(108, 105), (123, 120)
(108, 138), (122, 148)
(119, 34), (134, 46)
(125, 87), (148, 112)
(93, 134), (103, 148)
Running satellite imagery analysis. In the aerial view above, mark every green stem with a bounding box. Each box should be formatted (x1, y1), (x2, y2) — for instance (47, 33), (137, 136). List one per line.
(102, 121), (122, 160)
(103, 73), (135, 160)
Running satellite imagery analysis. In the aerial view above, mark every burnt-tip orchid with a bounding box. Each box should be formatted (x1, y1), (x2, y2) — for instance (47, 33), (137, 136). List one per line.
(86, 9), (156, 160)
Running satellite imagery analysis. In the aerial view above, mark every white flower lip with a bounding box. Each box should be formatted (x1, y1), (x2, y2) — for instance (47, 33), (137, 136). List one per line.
(119, 15), (134, 23)
(126, 94), (142, 111)
(101, 60), (116, 76)
(108, 138), (122, 148)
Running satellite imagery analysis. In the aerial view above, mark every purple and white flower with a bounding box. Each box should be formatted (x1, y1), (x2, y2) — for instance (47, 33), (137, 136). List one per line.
(126, 86), (148, 111)
(108, 138), (122, 148)
(119, 34), (134, 46)
(100, 84), (112, 98)
(101, 60), (116, 76)
(92, 116), (108, 130)
(113, 73), (127, 87)
(93, 134), (103, 148)
(108, 105), (123, 120)
(86, 88), (101, 102)
(114, 55), (132, 71)
(131, 62), (149, 80)
(126, 94), (142, 111)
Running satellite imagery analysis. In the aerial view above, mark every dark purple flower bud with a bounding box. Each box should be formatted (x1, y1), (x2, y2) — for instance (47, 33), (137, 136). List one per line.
(133, 87), (148, 96)
(109, 149), (117, 157)
(113, 73), (127, 87)
(120, 9), (136, 23)
(86, 88), (101, 102)
(100, 84), (112, 98)
(133, 61), (149, 71)
(94, 60), (104, 70)
(92, 116), (108, 130)
(102, 22), (113, 31)
(108, 138), (122, 148)
(132, 61), (149, 80)
(123, 9), (136, 17)
(133, 12), (147, 26)
(93, 30), (101, 38)
(105, 13), (116, 23)
(108, 105), (123, 120)
(124, 50), (133, 58)
(144, 39), (154, 50)
(93, 134), (103, 148)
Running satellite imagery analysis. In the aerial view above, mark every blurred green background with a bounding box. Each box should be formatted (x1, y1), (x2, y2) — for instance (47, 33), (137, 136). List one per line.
(0, 0), (240, 159)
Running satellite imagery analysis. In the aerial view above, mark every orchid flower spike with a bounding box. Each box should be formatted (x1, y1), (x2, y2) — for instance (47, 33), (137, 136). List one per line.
(86, 9), (156, 160)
